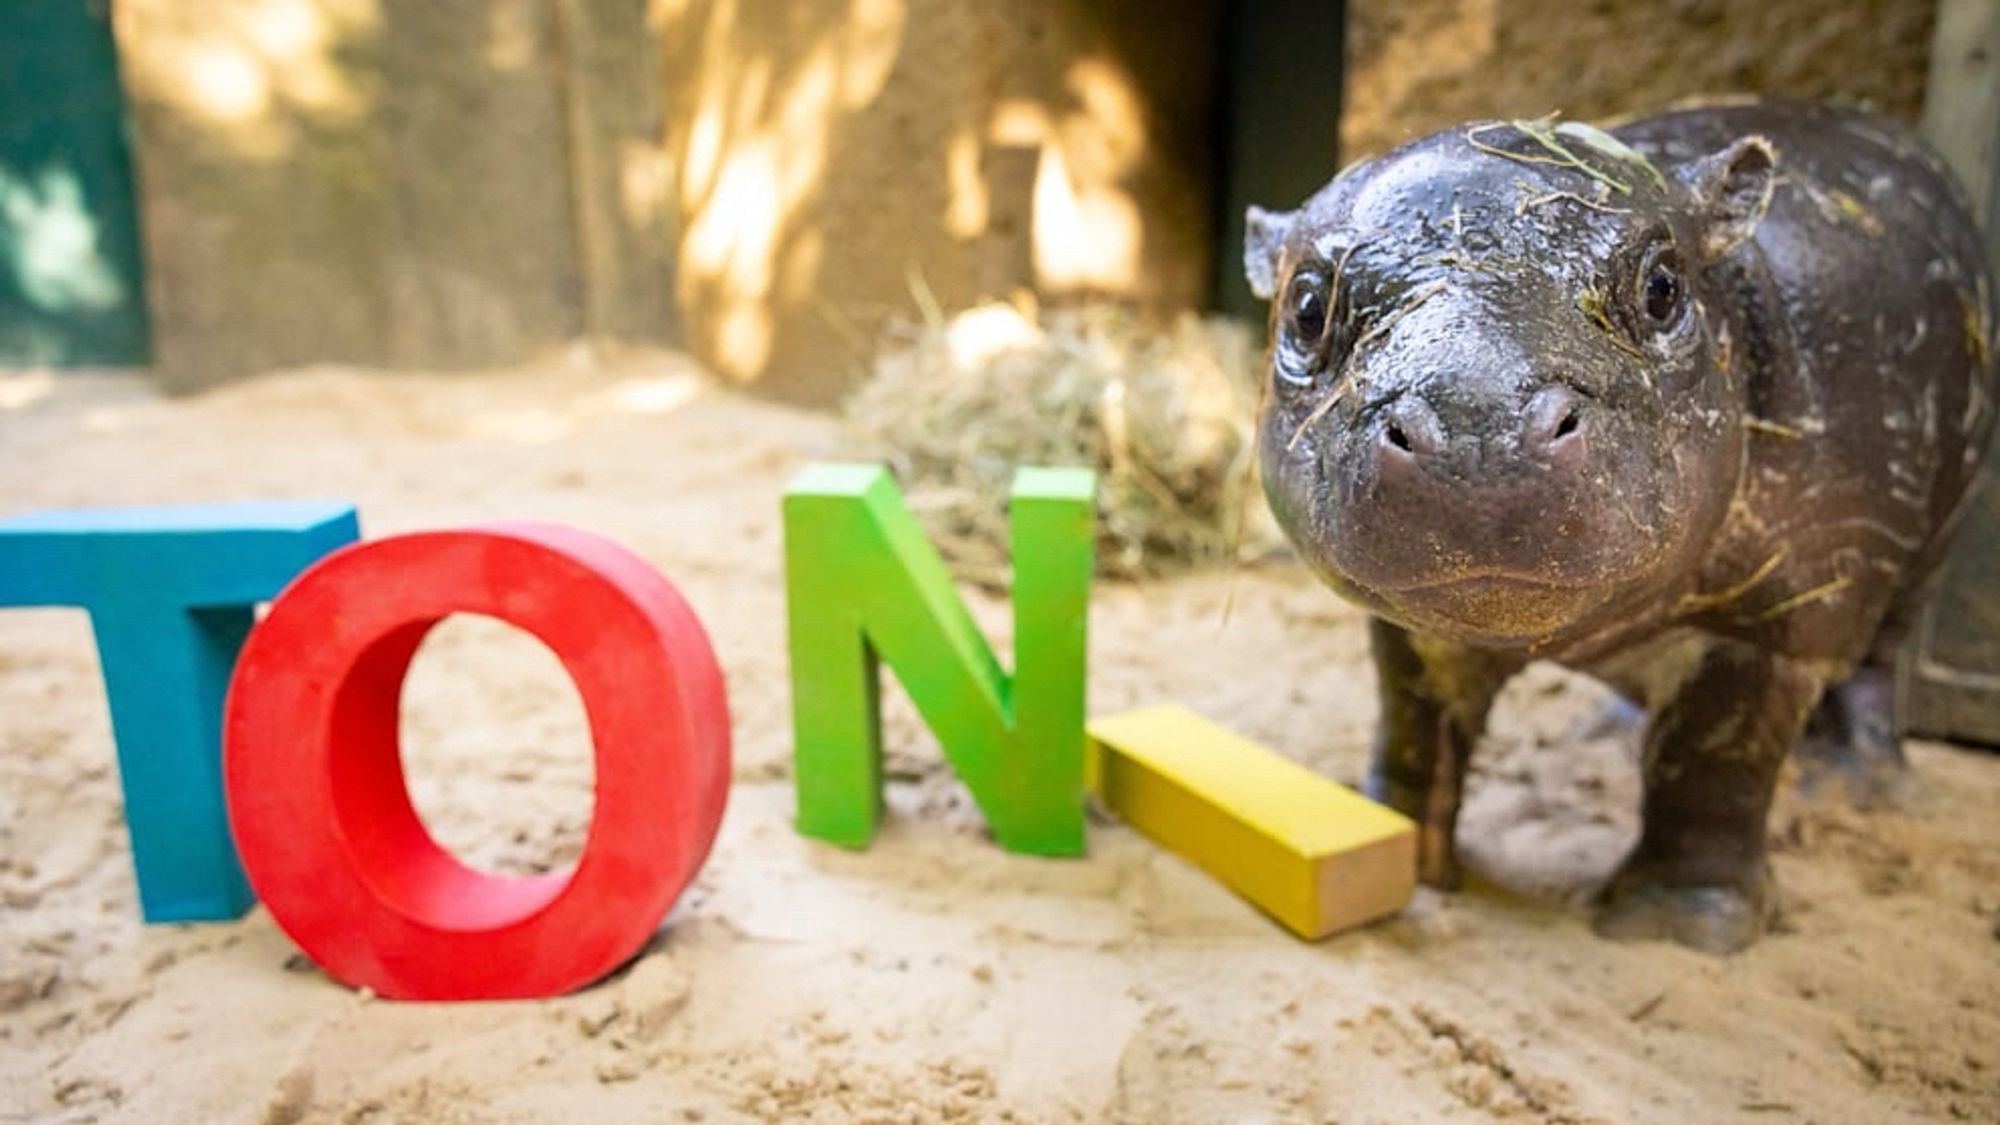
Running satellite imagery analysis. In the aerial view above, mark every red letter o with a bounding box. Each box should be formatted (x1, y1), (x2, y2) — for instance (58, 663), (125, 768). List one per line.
(224, 523), (729, 1000)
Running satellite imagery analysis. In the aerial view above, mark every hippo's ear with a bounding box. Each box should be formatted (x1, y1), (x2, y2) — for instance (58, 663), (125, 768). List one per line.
(1243, 205), (1297, 300)
(1691, 135), (1777, 260)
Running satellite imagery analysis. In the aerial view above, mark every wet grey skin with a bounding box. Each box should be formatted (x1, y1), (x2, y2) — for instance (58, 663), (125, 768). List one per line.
(1246, 99), (1996, 954)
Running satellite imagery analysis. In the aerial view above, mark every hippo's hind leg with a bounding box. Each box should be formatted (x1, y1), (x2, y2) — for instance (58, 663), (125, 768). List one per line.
(1361, 617), (1516, 887)
(1595, 638), (1823, 954)
(1796, 603), (1919, 806)
(1798, 661), (1904, 804)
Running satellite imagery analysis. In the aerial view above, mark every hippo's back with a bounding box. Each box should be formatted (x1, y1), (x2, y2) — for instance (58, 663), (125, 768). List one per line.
(1614, 100), (1995, 660)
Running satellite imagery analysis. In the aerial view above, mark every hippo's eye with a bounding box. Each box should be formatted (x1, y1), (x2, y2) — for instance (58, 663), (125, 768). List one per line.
(1286, 271), (1331, 343)
(1641, 250), (1686, 326)
(1274, 268), (1333, 387)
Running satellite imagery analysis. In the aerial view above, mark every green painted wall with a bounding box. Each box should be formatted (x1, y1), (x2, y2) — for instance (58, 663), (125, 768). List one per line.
(0, 1), (151, 366)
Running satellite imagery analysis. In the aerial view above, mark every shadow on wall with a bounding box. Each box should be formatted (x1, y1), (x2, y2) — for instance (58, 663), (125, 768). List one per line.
(113, 0), (672, 388)
(659, 0), (1221, 405)
(98, 0), (1218, 396)
(116, 0), (401, 381)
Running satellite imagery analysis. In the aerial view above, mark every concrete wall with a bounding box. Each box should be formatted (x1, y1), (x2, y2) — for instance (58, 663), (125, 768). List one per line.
(658, 0), (1224, 404)
(101, 0), (1942, 400)
(1342, 0), (1937, 162)
(111, 0), (1222, 402)
(113, 0), (674, 389)
(657, 0), (1941, 403)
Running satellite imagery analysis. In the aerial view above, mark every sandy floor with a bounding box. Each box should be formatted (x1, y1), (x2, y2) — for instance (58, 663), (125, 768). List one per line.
(1, 358), (1996, 1124)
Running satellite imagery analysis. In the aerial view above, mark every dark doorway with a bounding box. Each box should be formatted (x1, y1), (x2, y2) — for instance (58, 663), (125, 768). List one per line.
(1213, 1), (1346, 320)
(0, 0), (151, 366)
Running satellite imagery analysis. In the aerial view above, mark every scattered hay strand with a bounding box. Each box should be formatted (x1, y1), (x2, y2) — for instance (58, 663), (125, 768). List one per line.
(1754, 575), (1854, 622)
(1575, 285), (1647, 361)
(1676, 546), (1789, 614)
(1287, 279), (1447, 451)
(1742, 416), (1805, 439)
(843, 296), (1282, 583)
(1515, 185), (1631, 217)
(1287, 376), (1353, 452)
(1467, 114), (1665, 197)
(1353, 279), (1447, 355)
(1552, 120), (1668, 190)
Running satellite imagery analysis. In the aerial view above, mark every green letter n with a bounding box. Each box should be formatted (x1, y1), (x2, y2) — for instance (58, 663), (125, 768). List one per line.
(784, 463), (1094, 855)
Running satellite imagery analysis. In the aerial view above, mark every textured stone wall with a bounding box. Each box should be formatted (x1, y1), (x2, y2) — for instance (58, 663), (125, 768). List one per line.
(1341, 0), (1936, 163)
(658, 0), (1224, 404)
(102, 0), (1943, 399)
(113, 0), (673, 388)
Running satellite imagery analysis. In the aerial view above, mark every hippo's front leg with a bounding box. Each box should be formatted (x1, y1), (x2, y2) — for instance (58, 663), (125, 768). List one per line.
(1362, 617), (1516, 887)
(1595, 638), (1824, 953)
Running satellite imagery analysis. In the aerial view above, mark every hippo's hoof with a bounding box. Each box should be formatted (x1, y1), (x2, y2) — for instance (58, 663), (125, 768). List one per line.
(1796, 740), (1912, 811)
(1795, 672), (1909, 810)
(1362, 769), (1462, 890)
(1592, 876), (1772, 955)
(1415, 835), (1463, 891)
(1360, 765), (1420, 817)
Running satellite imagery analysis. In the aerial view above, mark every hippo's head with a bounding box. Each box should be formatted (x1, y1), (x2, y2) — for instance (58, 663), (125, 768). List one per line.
(1247, 118), (1776, 648)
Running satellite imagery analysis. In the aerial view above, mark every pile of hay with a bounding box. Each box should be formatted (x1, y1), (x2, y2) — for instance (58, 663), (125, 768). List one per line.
(843, 296), (1282, 583)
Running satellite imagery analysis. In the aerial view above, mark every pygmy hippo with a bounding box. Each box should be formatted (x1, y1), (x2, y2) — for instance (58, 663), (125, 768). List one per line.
(1245, 100), (1995, 953)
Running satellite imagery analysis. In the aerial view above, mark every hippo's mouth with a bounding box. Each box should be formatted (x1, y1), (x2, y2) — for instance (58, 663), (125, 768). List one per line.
(1379, 572), (1602, 644)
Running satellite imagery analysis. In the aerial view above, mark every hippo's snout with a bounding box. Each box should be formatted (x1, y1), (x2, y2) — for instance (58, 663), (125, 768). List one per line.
(1295, 377), (1656, 644)
(1371, 384), (1590, 483)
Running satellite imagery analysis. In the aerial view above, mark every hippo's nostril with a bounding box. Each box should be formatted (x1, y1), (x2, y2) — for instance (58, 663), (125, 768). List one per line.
(1377, 397), (1444, 460)
(1526, 387), (1588, 456)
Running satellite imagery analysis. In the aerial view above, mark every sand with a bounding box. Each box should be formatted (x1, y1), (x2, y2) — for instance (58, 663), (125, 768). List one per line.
(1, 357), (1996, 1124)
